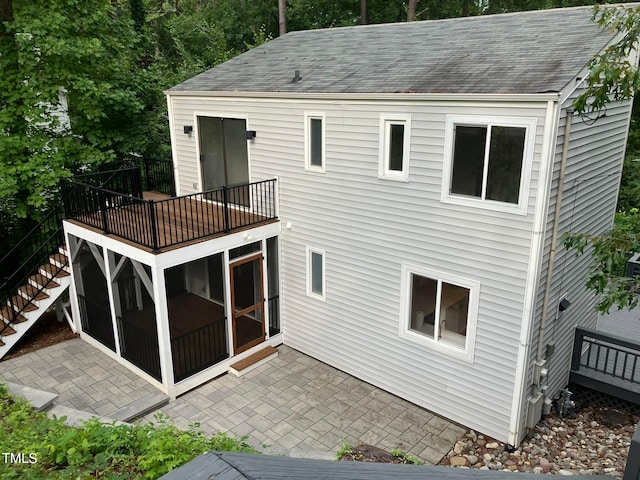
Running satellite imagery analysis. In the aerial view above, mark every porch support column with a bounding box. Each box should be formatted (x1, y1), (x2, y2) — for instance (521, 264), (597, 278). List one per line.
(103, 247), (121, 356)
(223, 249), (234, 357)
(153, 266), (174, 396)
(65, 232), (82, 334)
(262, 239), (270, 340)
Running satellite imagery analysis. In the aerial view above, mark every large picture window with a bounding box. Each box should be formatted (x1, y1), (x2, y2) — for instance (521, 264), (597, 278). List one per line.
(442, 115), (536, 214)
(399, 264), (479, 361)
(379, 114), (411, 181)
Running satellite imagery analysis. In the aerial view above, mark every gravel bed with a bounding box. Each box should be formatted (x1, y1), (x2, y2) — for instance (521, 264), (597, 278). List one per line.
(441, 403), (638, 476)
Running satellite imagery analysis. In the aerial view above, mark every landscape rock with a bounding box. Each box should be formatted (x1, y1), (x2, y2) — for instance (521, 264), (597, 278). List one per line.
(449, 456), (467, 466)
(440, 403), (637, 478)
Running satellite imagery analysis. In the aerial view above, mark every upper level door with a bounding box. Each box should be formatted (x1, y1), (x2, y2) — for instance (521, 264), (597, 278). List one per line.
(198, 117), (249, 191)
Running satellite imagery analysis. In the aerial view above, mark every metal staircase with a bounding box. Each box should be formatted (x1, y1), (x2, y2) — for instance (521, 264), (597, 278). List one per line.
(0, 208), (73, 360)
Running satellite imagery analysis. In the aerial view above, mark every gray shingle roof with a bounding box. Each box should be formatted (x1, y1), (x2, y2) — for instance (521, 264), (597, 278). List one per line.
(159, 451), (618, 479)
(170, 6), (625, 95)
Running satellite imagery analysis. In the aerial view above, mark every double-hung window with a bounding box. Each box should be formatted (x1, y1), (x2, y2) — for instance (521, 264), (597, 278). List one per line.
(442, 115), (536, 214)
(399, 264), (479, 361)
(304, 112), (325, 172)
(379, 114), (411, 181)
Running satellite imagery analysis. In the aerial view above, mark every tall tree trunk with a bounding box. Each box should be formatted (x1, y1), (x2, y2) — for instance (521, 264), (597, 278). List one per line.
(407, 0), (416, 22)
(278, 0), (287, 36)
(360, 0), (367, 25)
(462, 0), (470, 16)
(0, 0), (13, 25)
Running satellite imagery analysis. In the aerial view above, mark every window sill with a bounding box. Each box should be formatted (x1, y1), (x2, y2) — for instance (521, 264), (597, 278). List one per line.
(441, 194), (528, 216)
(378, 172), (409, 183)
(399, 328), (473, 363)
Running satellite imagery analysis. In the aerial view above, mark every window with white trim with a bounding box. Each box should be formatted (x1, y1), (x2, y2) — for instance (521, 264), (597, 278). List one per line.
(442, 115), (536, 214)
(399, 264), (478, 361)
(306, 247), (325, 300)
(379, 114), (411, 181)
(304, 112), (325, 172)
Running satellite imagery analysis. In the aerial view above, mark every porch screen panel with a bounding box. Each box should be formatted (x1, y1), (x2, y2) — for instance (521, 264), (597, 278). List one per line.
(267, 236), (280, 336)
(71, 237), (116, 351)
(167, 254), (229, 383)
(113, 256), (161, 381)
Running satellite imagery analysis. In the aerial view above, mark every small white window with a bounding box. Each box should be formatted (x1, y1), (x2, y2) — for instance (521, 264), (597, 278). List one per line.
(304, 112), (326, 172)
(442, 115), (536, 215)
(399, 264), (479, 362)
(306, 247), (326, 300)
(379, 114), (411, 182)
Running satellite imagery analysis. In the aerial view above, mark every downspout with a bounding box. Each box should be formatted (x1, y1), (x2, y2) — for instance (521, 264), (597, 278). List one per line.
(536, 109), (574, 368)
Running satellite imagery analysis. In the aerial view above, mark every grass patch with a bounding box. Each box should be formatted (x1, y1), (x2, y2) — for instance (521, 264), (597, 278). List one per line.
(0, 383), (256, 479)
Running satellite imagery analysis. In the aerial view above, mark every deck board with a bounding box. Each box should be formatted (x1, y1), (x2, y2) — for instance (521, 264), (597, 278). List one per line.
(69, 192), (277, 253)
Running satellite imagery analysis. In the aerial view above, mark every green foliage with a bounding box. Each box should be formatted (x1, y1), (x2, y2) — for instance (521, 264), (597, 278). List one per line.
(574, 4), (640, 115)
(336, 440), (354, 459)
(563, 209), (640, 313)
(390, 448), (424, 464)
(0, 383), (256, 479)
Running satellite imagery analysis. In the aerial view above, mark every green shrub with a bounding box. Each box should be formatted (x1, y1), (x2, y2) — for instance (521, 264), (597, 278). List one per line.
(0, 383), (256, 479)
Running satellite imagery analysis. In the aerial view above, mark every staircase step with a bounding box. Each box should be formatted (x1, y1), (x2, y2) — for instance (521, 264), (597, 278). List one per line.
(29, 274), (59, 290)
(47, 405), (128, 427)
(6, 382), (58, 411)
(9, 295), (38, 313)
(19, 284), (50, 301)
(0, 306), (27, 324)
(50, 252), (68, 266)
(1, 324), (17, 336)
(111, 393), (169, 422)
(229, 345), (278, 377)
(40, 263), (70, 279)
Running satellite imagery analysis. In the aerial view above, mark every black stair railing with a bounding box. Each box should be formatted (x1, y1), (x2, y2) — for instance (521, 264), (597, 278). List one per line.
(0, 206), (67, 338)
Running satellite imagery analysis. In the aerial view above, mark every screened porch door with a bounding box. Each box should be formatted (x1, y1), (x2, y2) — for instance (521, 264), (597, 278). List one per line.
(230, 253), (265, 354)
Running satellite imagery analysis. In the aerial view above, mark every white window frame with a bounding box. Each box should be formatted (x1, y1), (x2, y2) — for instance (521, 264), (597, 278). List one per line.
(378, 114), (411, 182)
(306, 246), (326, 301)
(304, 112), (326, 173)
(441, 115), (537, 215)
(398, 263), (479, 362)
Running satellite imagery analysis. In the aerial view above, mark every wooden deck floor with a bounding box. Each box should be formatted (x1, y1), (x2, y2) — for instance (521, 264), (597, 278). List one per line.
(71, 191), (276, 252)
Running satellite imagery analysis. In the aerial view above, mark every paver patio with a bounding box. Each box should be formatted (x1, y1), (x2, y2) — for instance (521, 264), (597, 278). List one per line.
(1, 339), (466, 463)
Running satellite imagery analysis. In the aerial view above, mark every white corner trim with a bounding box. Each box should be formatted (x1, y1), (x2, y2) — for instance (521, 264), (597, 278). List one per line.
(508, 100), (559, 446)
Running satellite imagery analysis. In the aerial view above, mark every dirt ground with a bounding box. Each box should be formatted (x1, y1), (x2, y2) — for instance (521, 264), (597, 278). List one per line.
(2, 310), (78, 361)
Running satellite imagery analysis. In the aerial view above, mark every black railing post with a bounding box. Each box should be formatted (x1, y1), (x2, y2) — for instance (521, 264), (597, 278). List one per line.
(134, 166), (143, 199)
(148, 200), (159, 251)
(222, 186), (230, 233)
(98, 189), (110, 234)
(571, 328), (583, 371)
(144, 157), (153, 191)
(623, 421), (640, 480)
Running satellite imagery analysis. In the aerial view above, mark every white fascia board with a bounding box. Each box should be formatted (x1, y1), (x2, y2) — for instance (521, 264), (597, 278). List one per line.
(165, 90), (560, 103)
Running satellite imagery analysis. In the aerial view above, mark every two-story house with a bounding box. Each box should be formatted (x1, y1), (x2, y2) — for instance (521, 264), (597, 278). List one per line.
(60, 6), (634, 446)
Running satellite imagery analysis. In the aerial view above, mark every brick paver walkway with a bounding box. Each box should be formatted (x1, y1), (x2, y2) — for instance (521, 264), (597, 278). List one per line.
(1, 340), (466, 463)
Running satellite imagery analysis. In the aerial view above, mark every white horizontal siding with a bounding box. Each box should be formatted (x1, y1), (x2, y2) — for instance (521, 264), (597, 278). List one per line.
(168, 94), (549, 442)
(520, 98), (631, 441)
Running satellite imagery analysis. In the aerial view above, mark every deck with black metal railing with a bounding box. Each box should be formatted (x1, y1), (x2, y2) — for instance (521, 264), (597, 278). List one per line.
(570, 327), (640, 404)
(62, 167), (278, 252)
